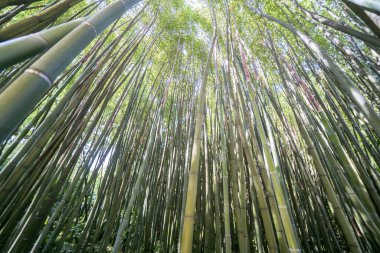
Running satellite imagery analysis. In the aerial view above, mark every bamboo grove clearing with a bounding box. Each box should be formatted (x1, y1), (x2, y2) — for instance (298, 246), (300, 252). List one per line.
(0, 0), (379, 252)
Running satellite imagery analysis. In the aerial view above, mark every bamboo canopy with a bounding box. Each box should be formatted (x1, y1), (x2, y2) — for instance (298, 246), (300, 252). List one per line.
(0, 0), (379, 252)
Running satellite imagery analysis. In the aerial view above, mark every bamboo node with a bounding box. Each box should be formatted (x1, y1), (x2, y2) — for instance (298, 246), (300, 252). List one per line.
(25, 68), (52, 86)
(83, 21), (98, 36)
(34, 34), (50, 48)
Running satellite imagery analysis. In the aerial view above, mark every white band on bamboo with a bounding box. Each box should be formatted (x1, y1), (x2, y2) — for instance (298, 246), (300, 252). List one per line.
(25, 69), (52, 87)
(83, 21), (98, 36)
(34, 34), (50, 48)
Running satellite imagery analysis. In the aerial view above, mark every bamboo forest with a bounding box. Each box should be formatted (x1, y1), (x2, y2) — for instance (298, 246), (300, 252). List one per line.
(1, 0), (380, 252)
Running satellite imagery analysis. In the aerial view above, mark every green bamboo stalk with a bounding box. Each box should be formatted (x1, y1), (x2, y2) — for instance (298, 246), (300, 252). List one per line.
(30, 56), (140, 252)
(180, 30), (216, 253)
(343, 0), (380, 37)
(288, 70), (380, 247)
(284, 52), (380, 216)
(0, 0), (83, 41)
(219, 101), (232, 253)
(0, 0), (41, 8)
(0, 5), (27, 27)
(226, 133), (247, 253)
(0, 17), (85, 69)
(223, 67), (279, 252)
(236, 35), (301, 251)
(265, 27), (363, 252)
(112, 65), (173, 251)
(295, 2), (380, 47)
(344, 0), (380, 14)
(211, 123), (223, 253)
(255, 10), (380, 137)
(0, 0), (141, 144)
(289, 88), (362, 253)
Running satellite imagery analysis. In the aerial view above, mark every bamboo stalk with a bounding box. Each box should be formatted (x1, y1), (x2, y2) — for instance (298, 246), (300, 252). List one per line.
(0, 17), (85, 69)
(0, 0), (141, 143)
